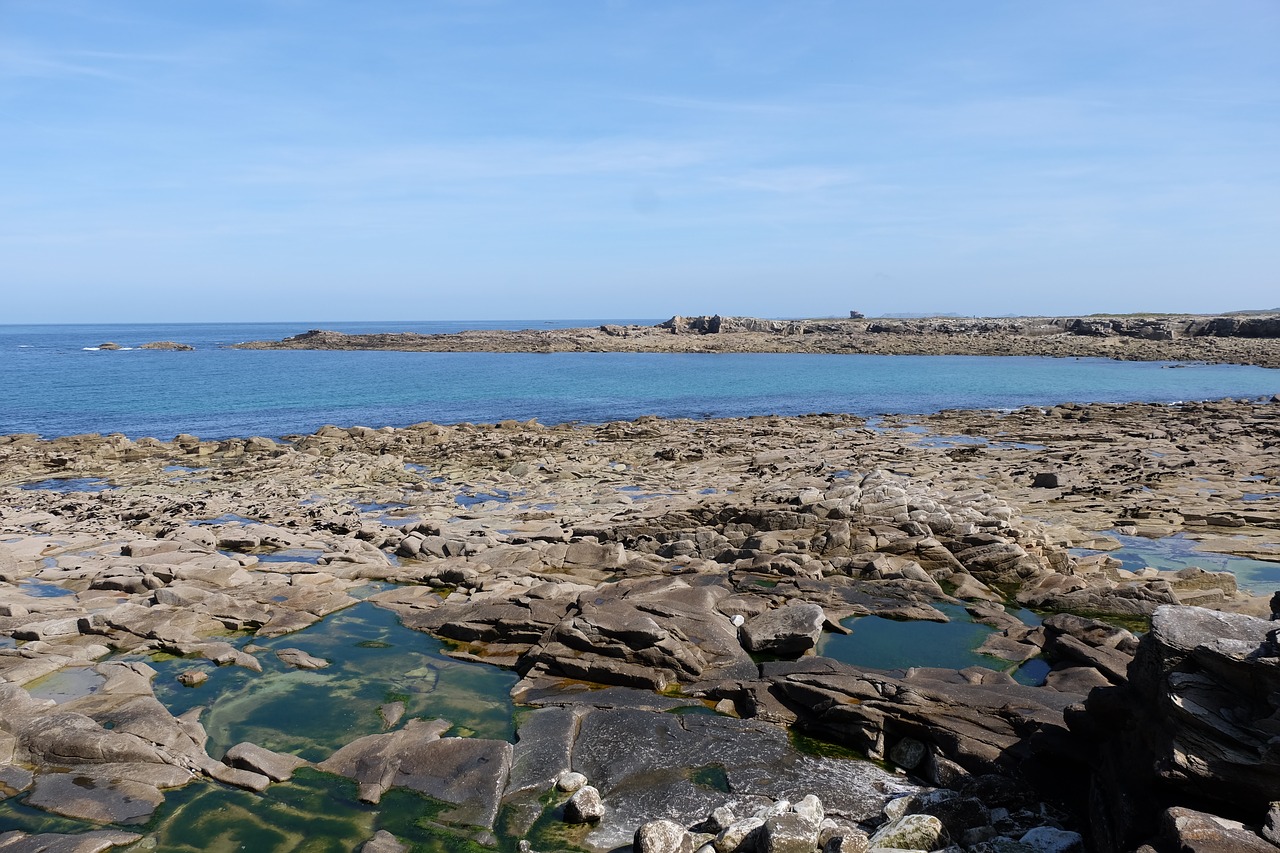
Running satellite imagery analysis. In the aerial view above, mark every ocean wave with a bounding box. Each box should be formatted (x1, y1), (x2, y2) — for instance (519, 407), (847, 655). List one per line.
(82, 347), (100, 351)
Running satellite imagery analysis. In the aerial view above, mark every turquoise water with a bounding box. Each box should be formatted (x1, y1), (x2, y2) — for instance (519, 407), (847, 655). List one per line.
(134, 602), (517, 761)
(818, 604), (1049, 685)
(1074, 533), (1280, 594)
(2, 321), (1277, 439)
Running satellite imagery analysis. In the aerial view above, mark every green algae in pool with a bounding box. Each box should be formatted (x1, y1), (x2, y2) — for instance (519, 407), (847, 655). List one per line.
(139, 602), (517, 762)
(129, 769), (496, 853)
(1074, 533), (1280, 595)
(817, 604), (1046, 685)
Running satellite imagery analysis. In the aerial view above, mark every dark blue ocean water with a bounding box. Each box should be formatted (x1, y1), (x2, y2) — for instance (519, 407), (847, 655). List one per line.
(2, 321), (1278, 439)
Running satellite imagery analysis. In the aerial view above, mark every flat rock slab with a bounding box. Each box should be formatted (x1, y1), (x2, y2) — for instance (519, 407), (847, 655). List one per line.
(223, 741), (309, 782)
(24, 772), (164, 824)
(0, 830), (142, 852)
(275, 648), (330, 670)
(319, 718), (512, 830)
(571, 708), (918, 853)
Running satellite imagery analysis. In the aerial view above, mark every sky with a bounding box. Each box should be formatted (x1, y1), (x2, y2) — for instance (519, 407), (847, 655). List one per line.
(2, 1), (1278, 323)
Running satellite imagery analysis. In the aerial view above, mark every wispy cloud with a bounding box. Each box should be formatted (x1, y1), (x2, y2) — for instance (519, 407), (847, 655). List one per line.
(712, 166), (861, 194)
(624, 94), (800, 116)
(231, 138), (717, 188)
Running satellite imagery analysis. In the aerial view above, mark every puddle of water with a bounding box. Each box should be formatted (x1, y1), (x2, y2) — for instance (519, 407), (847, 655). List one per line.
(18, 478), (114, 493)
(818, 604), (1045, 685)
(455, 489), (517, 508)
(18, 578), (76, 598)
(139, 602), (517, 762)
(241, 548), (325, 560)
(913, 435), (987, 449)
(0, 766), (488, 853)
(1073, 533), (1280, 594)
(1243, 492), (1280, 502)
(164, 465), (203, 474)
(353, 501), (408, 513)
(616, 486), (672, 501)
(0, 636), (14, 649)
(25, 665), (107, 703)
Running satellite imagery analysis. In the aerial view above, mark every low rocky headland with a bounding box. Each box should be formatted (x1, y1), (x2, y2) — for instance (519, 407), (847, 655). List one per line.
(2, 399), (1279, 851)
(233, 313), (1280, 369)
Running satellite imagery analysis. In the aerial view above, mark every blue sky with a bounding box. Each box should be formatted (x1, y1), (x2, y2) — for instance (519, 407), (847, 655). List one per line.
(2, 1), (1278, 322)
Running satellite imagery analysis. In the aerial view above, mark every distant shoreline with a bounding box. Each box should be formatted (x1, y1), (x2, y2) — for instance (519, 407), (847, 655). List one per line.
(231, 313), (1280, 369)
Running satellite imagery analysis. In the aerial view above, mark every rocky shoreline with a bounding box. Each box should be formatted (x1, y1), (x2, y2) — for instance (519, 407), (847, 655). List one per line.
(232, 314), (1280, 369)
(2, 399), (1279, 851)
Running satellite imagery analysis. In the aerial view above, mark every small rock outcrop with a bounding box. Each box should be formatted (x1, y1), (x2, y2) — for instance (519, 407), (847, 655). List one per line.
(1075, 605), (1280, 852)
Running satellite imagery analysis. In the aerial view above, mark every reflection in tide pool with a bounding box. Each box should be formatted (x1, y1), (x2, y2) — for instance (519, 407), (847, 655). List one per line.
(138, 601), (517, 762)
(818, 604), (1048, 686)
(18, 477), (115, 493)
(1075, 533), (1280, 595)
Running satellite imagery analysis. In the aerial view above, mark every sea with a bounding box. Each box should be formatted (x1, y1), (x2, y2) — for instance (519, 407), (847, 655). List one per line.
(2, 320), (1279, 440)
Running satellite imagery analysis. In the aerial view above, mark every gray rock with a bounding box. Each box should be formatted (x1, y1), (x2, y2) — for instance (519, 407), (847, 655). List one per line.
(698, 806), (736, 835)
(0, 766), (34, 797)
(565, 785), (604, 823)
(637, 819), (695, 853)
(714, 818), (765, 853)
(25, 772), (164, 824)
(760, 813), (820, 853)
(888, 738), (927, 770)
(823, 833), (870, 853)
(866, 814), (945, 851)
(274, 647), (329, 669)
(360, 829), (408, 853)
(505, 706), (580, 800)
(556, 770), (589, 793)
(1017, 827), (1083, 853)
(1159, 806), (1276, 853)
(793, 794), (824, 825)
(0, 830), (143, 852)
(1263, 802), (1280, 846)
(741, 603), (825, 656)
(379, 701), (405, 729)
(319, 719), (511, 829)
(222, 741), (308, 782)
(204, 760), (271, 791)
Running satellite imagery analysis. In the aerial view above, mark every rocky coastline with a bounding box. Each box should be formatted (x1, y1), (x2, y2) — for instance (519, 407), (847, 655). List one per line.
(232, 313), (1280, 369)
(1, 399), (1279, 851)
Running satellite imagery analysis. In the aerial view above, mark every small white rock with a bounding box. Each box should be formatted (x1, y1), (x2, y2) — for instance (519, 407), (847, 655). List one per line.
(555, 770), (588, 793)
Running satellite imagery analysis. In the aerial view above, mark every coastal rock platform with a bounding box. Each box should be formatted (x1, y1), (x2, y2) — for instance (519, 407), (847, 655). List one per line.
(232, 313), (1280, 368)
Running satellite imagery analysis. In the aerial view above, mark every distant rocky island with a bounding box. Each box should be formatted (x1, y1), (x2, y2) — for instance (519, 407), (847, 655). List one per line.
(233, 313), (1280, 368)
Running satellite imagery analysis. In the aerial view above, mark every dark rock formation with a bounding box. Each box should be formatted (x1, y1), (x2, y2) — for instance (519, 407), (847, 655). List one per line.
(1073, 605), (1280, 852)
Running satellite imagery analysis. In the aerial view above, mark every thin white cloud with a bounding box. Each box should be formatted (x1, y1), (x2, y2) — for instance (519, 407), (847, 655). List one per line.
(712, 167), (862, 194)
(230, 138), (717, 188)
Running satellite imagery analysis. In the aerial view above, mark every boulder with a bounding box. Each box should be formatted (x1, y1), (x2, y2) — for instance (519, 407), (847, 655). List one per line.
(274, 648), (330, 670)
(360, 830), (408, 853)
(741, 603), (825, 656)
(1077, 605), (1280, 851)
(565, 785), (604, 823)
(636, 819), (694, 853)
(222, 741), (308, 782)
(866, 813), (945, 850)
